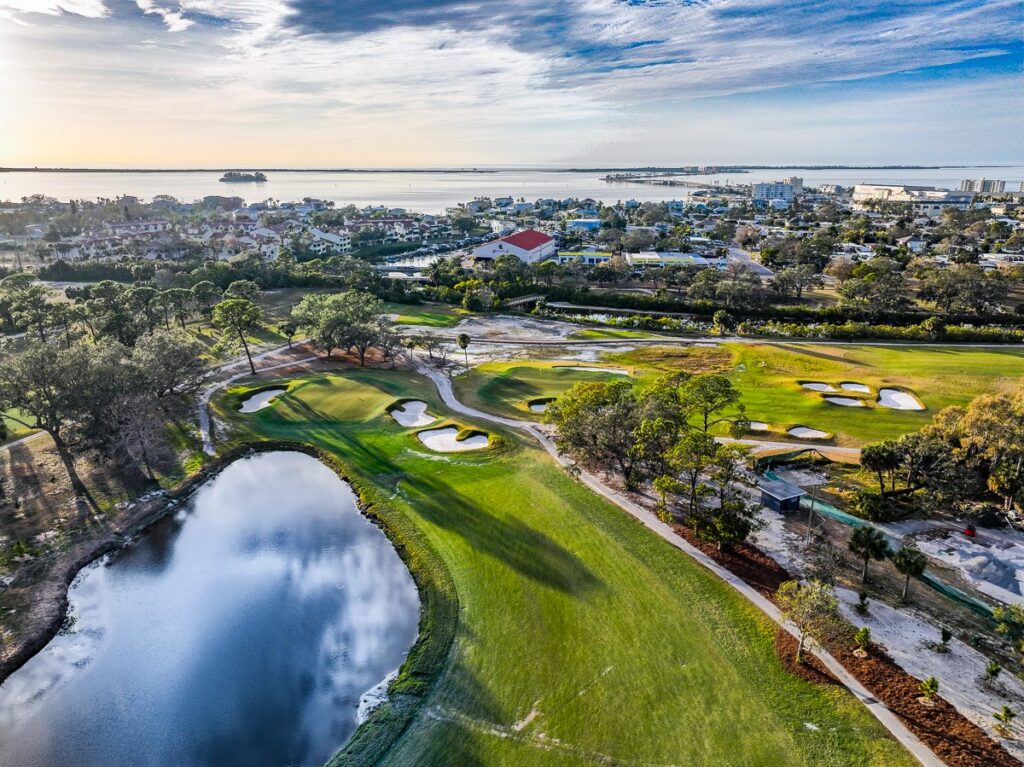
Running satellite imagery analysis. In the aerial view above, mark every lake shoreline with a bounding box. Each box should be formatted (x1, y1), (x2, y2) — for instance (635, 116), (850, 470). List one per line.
(0, 439), (454, 767)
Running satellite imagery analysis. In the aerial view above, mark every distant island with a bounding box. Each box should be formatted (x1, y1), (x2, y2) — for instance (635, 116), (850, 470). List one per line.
(220, 171), (267, 183)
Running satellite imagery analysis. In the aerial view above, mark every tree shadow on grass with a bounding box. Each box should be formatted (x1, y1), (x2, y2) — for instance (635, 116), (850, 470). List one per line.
(281, 399), (603, 598)
(398, 469), (603, 597)
(772, 343), (870, 368)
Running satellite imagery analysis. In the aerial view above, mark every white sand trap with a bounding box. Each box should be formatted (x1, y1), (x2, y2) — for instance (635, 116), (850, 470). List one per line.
(529, 402), (550, 413)
(801, 382), (836, 392)
(788, 426), (829, 439)
(747, 421), (769, 431)
(824, 396), (866, 408)
(389, 401), (436, 427)
(878, 388), (925, 411)
(417, 427), (489, 452)
(238, 389), (286, 413)
(553, 366), (629, 375)
(841, 382), (871, 393)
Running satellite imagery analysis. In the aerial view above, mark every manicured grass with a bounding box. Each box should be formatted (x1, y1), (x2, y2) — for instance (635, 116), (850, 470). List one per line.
(382, 302), (464, 328)
(1, 408), (33, 444)
(568, 327), (658, 340)
(452, 361), (634, 420)
(719, 343), (1024, 445)
(214, 367), (914, 766)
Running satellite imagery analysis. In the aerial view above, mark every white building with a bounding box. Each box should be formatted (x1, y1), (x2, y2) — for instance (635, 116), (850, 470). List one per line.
(751, 182), (795, 202)
(960, 178), (1006, 193)
(308, 228), (352, 255)
(472, 229), (556, 264)
(782, 176), (804, 194)
(852, 184), (974, 215)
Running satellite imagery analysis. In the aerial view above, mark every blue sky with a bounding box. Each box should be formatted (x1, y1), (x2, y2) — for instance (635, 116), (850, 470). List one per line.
(0, 0), (1021, 166)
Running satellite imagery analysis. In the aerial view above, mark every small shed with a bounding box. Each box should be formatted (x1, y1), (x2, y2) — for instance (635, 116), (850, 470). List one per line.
(759, 479), (806, 513)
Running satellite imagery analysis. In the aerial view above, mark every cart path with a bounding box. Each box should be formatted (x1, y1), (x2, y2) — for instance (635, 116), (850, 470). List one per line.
(417, 362), (944, 767)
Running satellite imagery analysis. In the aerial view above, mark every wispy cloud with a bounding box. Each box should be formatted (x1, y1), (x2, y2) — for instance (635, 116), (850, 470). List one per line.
(0, 0), (1019, 165)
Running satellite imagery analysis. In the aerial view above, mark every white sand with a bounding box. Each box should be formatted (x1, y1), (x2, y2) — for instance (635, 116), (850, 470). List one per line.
(788, 426), (829, 439)
(824, 396), (866, 408)
(529, 402), (549, 413)
(553, 366), (630, 375)
(748, 421), (769, 431)
(238, 389), (286, 413)
(841, 382), (871, 393)
(878, 388), (925, 411)
(389, 401), (435, 427)
(417, 427), (489, 452)
(836, 588), (1024, 761)
(801, 382), (836, 392)
(752, 504), (1024, 760)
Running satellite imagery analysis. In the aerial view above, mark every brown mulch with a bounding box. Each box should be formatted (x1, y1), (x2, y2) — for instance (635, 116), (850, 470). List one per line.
(774, 628), (841, 688)
(829, 640), (1018, 767)
(672, 524), (790, 599)
(669, 522), (1018, 767)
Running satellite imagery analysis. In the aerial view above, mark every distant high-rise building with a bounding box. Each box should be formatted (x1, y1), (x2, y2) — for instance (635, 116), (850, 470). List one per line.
(782, 176), (804, 194)
(752, 182), (795, 201)
(960, 178), (1005, 193)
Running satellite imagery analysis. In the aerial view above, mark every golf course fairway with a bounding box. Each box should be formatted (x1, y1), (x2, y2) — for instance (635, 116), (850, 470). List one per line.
(213, 367), (915, 766)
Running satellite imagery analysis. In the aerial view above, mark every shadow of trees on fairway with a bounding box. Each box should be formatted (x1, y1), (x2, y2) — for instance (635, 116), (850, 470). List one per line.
(279, 398), (603, 598)
(399, 470), (603, 597)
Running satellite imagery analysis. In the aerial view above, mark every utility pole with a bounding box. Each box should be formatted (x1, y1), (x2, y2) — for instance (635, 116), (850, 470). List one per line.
(804, 482), (819, 548)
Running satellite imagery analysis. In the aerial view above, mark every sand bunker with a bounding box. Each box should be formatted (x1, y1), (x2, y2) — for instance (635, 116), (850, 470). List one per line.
(788, 426), (829, 439)
(747, 421), (769, 431)
(824, 396), (866, 408)
(878, 388), (925, 411)
(417, 427), (489, 452)
(841, 382), (871, 393)
(553, 366), (629, 375)
(801, 382), (836, 392)
(238, 389), (286, 413)
(389, 401), (436, 427)
(528, 399), (554, 413)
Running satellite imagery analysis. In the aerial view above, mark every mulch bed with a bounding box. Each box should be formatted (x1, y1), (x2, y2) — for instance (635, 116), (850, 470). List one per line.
(672, 524), (790, 599)
(670, 522), (1018, 767)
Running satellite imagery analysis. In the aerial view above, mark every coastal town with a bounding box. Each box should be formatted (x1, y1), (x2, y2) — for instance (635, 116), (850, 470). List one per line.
(4, 176), (1023, 282)
(1, 0), (1021, 764)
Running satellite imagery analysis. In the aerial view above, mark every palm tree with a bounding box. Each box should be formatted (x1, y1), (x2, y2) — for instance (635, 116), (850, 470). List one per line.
(892, 545), (927, 602)
(848, 526), (891, 583)
(456, 333), (470, 367)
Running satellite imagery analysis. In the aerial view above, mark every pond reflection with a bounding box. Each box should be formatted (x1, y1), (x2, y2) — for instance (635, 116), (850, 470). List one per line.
(0, 452), (420, 767)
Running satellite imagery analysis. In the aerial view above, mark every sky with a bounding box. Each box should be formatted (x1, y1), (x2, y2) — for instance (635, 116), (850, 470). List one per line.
(0, 0), (1021, 167)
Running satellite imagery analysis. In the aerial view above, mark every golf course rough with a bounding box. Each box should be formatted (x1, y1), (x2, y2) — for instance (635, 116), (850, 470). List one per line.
(211, 367), (915, 767)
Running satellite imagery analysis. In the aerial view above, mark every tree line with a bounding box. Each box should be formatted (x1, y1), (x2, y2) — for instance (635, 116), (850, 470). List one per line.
(545, 373), (763, 551)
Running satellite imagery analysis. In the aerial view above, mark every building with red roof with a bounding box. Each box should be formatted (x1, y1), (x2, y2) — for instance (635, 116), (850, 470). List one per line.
(472, 228), (556, 264)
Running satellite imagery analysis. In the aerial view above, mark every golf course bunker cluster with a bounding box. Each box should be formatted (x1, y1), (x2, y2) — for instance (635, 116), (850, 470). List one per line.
(416, 426), (490, 452)
(389, 400), (436, 427)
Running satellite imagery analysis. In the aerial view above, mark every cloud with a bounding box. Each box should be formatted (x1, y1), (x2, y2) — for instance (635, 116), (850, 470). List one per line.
(0, 0), (107, 18)
(135, 0), (193, 32)
(0, 0), (1020, 165)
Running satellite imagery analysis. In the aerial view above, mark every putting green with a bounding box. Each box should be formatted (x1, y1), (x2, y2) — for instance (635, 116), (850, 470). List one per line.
(452, 361), (634, 421)
(213, 367), (914, 766)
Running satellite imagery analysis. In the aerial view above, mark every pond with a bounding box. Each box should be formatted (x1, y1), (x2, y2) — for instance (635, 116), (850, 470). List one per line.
(0, 451), (420, 767)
